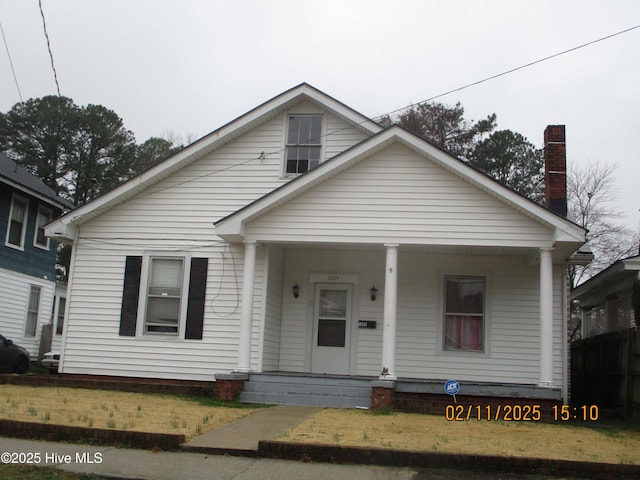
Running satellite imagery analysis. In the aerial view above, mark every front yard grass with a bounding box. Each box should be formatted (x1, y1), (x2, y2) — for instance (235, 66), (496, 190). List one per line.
(2, 384), (640, 466)
(277, 408), (640, 465)
(0, 385), (258, 440)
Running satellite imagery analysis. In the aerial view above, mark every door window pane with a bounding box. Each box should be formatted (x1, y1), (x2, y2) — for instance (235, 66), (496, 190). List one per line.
(318, 319), (346, 347)
(319, 290), (346, 318)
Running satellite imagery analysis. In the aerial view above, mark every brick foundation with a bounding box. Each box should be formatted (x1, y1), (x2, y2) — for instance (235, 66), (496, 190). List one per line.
(214, 373), (248, 401)
(371, 380), (395, 410)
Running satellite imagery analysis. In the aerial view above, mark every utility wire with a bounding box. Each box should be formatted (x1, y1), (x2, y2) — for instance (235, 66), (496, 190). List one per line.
(69, 23), (640, 223)
(376, 24), (640, 120)
(38, 0), (62, 98)
(0, 20), (23, 103)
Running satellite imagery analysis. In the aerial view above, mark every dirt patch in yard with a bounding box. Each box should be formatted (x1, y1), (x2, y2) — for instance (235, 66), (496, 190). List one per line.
(278, 408), (640, 465)
(0, 385), (257, 440)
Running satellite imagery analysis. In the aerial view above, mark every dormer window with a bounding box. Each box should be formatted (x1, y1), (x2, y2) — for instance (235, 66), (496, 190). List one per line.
(285, 115), (322, 174)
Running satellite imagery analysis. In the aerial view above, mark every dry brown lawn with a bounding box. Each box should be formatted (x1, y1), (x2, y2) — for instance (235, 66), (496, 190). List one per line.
(278, 408), (640, 465)
(0, 385), (257, 440)
(3, 385), (640, 465)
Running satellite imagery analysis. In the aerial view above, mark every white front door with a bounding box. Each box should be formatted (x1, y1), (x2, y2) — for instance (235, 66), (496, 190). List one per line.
(311, 283), (352, 374)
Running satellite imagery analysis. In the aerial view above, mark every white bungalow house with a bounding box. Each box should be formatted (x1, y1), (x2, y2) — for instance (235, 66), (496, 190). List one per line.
(47, 84), (589, 409)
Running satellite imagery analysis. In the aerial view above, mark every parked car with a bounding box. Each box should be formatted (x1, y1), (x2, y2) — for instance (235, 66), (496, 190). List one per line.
(41, 351), (60, 373)
(0, 334), (30, 374)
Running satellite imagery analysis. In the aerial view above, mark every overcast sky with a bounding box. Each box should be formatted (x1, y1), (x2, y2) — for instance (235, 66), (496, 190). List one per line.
(1, 0), (638, 228)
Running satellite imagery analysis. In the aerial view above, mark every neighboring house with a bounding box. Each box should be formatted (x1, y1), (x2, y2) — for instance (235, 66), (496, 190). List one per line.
(571, 255), (639, 338)
(0, 152), (73, 359)
(47, 84), (589, 408)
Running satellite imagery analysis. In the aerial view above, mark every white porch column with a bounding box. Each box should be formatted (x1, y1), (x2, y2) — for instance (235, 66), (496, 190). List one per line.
(380, 244), (399, 380)
(236, 241), (257, 373)
(539, 247), (554, 386)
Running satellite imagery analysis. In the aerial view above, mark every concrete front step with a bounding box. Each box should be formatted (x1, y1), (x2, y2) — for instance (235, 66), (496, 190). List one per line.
(240, 374), (372, 408)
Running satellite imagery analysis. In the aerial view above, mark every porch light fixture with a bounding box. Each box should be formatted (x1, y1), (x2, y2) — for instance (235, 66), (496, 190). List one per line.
(292, 283), (300, 298)
(369, 285), (377, 301)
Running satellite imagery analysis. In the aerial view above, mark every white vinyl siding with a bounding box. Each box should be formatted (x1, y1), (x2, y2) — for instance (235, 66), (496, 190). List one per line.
(279, 248), (565, 386)
(0, 268), (54, 353)
(245, 143), (553, 247)
(57, 105), (366, 380)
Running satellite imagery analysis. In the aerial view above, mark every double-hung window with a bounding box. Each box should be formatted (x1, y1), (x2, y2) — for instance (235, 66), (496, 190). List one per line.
(25, 285), (42, 337)
(56, 297), (66, 335)
(145, 257), (185, 335)
(285, 115), (322, 174)
(34, 205), (54, 249)
(6, 194), (28, 249)
(119, 255), (208, 339)
(443, 276), (485, 351)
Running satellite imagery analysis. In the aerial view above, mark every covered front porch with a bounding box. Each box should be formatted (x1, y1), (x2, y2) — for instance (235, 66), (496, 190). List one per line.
(215, 242), (567, 408)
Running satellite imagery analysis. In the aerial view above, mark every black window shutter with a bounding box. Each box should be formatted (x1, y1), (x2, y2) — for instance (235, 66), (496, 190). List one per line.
(185, 257), (208, 340)
(119, 256), (142, 336)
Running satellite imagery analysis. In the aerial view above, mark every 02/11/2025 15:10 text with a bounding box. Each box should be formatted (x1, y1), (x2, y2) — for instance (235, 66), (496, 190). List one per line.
(445, 404), (599, 422)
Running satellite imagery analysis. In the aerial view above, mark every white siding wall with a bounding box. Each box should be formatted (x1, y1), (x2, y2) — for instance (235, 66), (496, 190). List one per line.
(60, 107), (367, 381)
(247, 143), (552, 247)
(280, 248), (565, 385)
(260, 245), (284, 371)
(0, 268), (55, 356)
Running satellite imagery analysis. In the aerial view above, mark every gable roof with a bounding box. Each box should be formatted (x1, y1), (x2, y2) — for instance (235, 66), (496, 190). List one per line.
(47, 83), (382, 236)
(0, 152), (74, 210)
(214, 125), (587, 248)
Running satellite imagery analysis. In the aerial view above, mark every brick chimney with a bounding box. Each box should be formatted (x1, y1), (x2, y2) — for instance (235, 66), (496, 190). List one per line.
(544, 125), (567, 217)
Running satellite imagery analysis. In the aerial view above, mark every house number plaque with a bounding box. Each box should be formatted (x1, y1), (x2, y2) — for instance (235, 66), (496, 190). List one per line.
(358, 320), (376, 329)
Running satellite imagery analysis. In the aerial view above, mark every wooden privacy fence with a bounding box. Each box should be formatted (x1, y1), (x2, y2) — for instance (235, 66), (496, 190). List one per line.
(571, 328), (640, 420)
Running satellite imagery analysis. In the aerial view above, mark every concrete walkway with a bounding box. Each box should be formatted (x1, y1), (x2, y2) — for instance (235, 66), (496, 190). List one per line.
(183, 405), (320, 455)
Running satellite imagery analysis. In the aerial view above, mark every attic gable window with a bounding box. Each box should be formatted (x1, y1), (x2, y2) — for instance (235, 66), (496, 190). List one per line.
(285, 115), (322, 174)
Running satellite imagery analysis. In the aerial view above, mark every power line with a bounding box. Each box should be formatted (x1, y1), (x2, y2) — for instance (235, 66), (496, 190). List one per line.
(70, 23), (640, 223)
(38, 0), (62, 98)
(0, 20), (23, 103)
(377, 24), (640, 120)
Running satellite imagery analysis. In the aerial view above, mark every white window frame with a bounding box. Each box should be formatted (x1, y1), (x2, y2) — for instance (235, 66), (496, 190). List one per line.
(5, 193), (29, 250)
(24, 285), (42, 337)
(34, 204), (54, 250)
(440, 274), (488, 354)
(55, 296), (66, 335)
(136, 252), (192, 338)
(283, 114), (324, 176)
